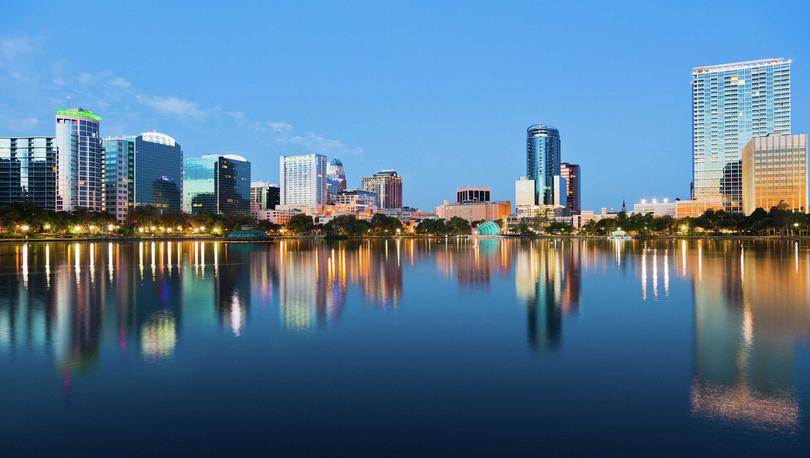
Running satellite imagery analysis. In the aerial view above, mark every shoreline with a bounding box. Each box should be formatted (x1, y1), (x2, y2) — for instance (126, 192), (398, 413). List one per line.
(2, 234), (810, 243)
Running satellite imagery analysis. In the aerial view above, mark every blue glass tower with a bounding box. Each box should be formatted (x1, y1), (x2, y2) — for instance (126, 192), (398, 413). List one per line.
(692, 58), (791, 212)
(526, 124), (561, 205)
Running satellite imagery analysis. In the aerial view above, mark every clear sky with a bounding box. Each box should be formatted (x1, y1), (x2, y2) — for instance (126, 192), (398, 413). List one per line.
(1, 0), (808, 211)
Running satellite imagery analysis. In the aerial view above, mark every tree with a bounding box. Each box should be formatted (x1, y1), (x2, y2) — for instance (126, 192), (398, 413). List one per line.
(416, 219), (449, 235)
(545, 221), (573, 234)
(369, 213), (402, 235)
(325, 215), (370, 236)
(447, 217), (471, 235)
(286, 213), (315, 234)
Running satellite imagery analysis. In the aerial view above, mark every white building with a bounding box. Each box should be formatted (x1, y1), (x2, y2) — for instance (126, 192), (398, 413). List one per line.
(515, 176), (535, 207)
(632, 198), (676, 217)
(280, 154), (327, 207)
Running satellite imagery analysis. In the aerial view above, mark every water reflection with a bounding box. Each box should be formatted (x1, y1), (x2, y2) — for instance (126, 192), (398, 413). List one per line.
(0, 238), (807, 436)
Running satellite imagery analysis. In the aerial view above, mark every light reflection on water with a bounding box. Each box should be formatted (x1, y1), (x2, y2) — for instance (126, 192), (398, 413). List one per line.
(0, 238), (808, 454)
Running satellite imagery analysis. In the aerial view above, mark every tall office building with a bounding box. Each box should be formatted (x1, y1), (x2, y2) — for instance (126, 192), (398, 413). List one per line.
(55, 108), (103, 211)
(102, 132), (183, 220)
(692, 58), (791, 212)
(326, 158), (346, 203)
(183, 154), (251, 215)
(250, 181), (280, 210)
(560, 162), (581, 215)
(742, 134), (808, 215)
(279, 154), (327, 207)
(0, 136), (57, 210)
(526, 124), (561, 205)
(361, 170), (403, 209)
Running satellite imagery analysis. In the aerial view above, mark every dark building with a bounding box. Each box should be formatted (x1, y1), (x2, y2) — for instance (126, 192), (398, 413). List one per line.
(0, 137), (57, 210)
(184, 154), (251, 215)
(456, 186), (491, 204)
(560, 162), (581, 215)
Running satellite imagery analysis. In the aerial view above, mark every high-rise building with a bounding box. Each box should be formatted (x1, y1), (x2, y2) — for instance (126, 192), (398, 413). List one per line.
(326, 158), (346, 203)
(552, 175), (567, 209)
(456, 186), (490, 204)
(742, 134), (808, 215)
(560, 162), (581, 215)
(250, 181), (280, 210)
(102, 132), (183, 221)
(361, 170), (403, 209)
(55, 108), (103, 211)
(692, 58), (791, 212)
(183, 154), (251, 215)
(526, 124), (561, 205)
(0, 136), (57, 210)
(279, 154), (327, 207)
(335, 189), (379, 213)
(515, 176), (535, 207)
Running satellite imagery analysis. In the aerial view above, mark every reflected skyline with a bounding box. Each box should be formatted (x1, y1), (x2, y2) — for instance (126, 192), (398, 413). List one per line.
(0, 238), (809, 440)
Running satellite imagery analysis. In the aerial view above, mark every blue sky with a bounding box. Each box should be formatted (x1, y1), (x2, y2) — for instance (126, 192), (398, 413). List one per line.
(1, 0), (808, 210)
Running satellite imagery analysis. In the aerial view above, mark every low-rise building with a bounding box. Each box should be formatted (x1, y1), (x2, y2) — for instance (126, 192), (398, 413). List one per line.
(435, 200), (511, 222)
(632, 199), (676, 217)
(742, 133), (808, 215)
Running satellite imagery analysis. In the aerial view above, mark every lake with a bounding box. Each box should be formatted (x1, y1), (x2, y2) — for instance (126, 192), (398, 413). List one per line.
(0, 239), (808, 456)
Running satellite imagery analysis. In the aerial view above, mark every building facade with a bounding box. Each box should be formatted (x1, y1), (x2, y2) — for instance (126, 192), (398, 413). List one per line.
(184, 154), (251, 215)
(279, 154), (327, 207)
(692, 58), (791, 212)
(526, 124), (561, 205)
(560, 162), (581, 215)
(250, 181), (280, 210)
(515, 176), (535, 207)
(103, 132), (183, 220)
(742, 134), (808, 215)
(361, 170), (403, 209)
(456, 186), (490, 204)
(435, 200), (511, 222)
(632, 199), (677, 217)
(326, 158), (346, 203)
(335, 189), (379, 213)
(55, 108), (103, 211)
(0, 137), (57, 210)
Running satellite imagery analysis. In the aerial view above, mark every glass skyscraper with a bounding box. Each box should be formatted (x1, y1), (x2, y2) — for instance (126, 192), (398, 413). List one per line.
(692, 58), (791, 212)
(102, 132), (183, 220)
(0, 136), (57, 210)
(526, 124), (561, 205)
(183, 154), (251, 215)
(55, 108), (103, 211)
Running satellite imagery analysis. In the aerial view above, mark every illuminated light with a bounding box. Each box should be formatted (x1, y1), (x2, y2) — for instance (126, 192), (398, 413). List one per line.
(106, 224), (115, 231)
(19, 225), (29, 232)
(212, 227), (221, 234)
(43, 223), (51, 230)
(150, 226), (157, 231)
(56, 108), (102, 121)
(138, 227), (146, 233)
(73, 225), (82, 232)
(88, 225), (97, 231)
(176, 225), (183, 231)
(199, 226), (206, 232)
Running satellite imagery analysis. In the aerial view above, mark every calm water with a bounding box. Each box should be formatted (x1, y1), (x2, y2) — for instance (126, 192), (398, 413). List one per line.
(1, 239), (809, 456)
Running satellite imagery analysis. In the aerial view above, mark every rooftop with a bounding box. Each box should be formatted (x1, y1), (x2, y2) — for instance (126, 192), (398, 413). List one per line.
(693, 58), (790, 74)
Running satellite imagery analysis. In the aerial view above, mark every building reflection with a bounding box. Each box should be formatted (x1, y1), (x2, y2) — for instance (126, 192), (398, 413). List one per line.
(515, 240), (581, 351)
(686, 240), (807, 431)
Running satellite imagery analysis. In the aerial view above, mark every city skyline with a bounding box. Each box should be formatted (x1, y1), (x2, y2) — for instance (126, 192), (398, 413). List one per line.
(2, 1), (807, 211)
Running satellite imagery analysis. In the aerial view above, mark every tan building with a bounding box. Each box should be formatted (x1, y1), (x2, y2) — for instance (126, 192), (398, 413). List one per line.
(435, 200), (511, 222)
(675, 197), (722, 219)
(515, 177), (535, 207)
(742, 133), (808, 215)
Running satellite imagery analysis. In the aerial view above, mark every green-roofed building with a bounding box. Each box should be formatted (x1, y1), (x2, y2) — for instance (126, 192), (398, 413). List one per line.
(474, 221), (501, 236)
(55, 108), (103, 211)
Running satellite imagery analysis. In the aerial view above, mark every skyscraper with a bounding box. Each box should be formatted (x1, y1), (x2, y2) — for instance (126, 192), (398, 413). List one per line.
(326, 158), (346, 203)
(560, 162), (581, 215)
(361, 170), (403, 209)
(183, 154), (251, 215)
(55, 108), (103, 211)
(692, 58), (791, 212)
(526, 124), (561, 205)
(103, 132), (183, 221)
(742, 134), (808, 215)
(279, 154), (327, 207)
(0, 136), (57, 210)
